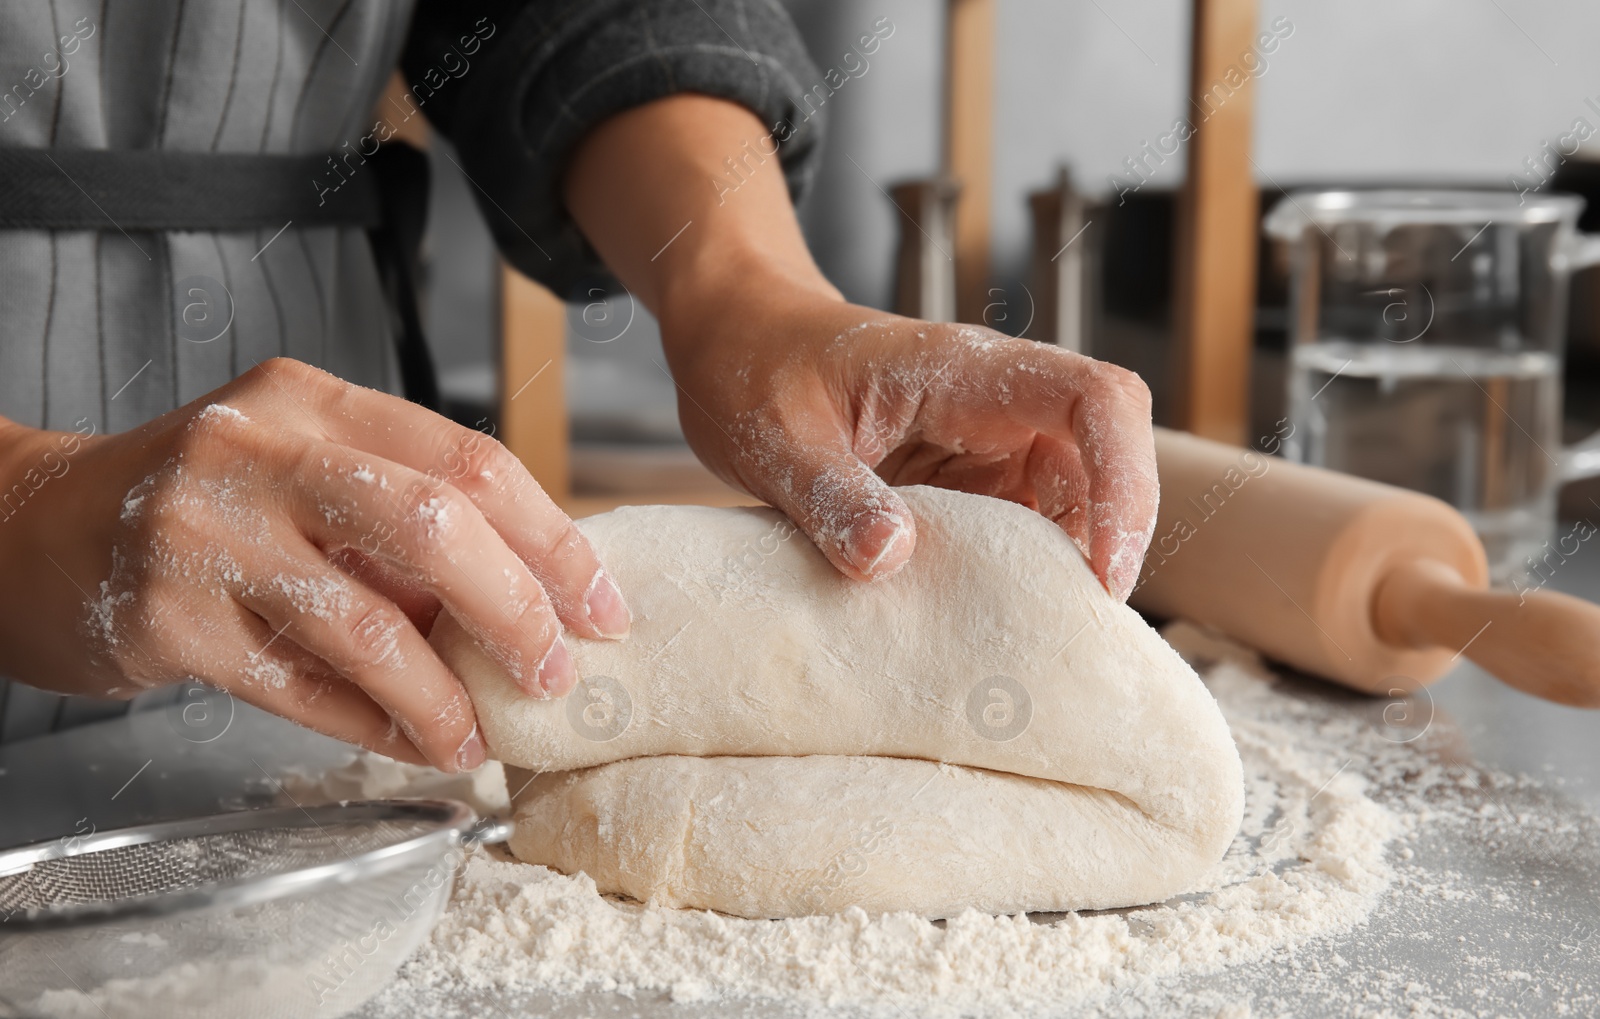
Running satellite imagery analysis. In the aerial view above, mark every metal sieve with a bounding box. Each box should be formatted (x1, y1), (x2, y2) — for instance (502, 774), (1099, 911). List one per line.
(0, 799), (510, 1019)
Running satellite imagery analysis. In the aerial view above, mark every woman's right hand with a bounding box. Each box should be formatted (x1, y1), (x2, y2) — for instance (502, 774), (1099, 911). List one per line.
(0, 359), (629, 772)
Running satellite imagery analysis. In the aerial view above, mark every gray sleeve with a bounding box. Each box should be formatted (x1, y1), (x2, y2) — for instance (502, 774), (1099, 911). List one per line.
(401, 0), (826, 295)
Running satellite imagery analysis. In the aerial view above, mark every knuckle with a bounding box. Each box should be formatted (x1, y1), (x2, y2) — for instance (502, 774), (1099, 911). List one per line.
(119, 469), (181, 529)
(173, 409), (280, 477)
(245, 357), (341, 414)
(187, 401), (253, 437)
(507, 590), (559, 643)
(253, 356), (319, 387)
(483, 442), (530, 493)
(403, 485), (464, 556)
(432, 686), (477, 736)
(438, 428), (516, 487)
(1064, 358), (1151, 421)
(343, 603), (406, 669)
(287, 436), (346, 488)
(1096, 363), (1151, 405)
(531, 515), (586, 566)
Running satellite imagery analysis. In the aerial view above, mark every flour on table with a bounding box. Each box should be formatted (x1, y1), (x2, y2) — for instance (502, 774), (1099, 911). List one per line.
(364, 627), (1404, 1018)
(31, 959), (323, 1019)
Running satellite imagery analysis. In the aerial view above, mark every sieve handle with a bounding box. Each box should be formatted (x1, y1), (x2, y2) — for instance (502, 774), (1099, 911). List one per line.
(467, 816), (515, 846)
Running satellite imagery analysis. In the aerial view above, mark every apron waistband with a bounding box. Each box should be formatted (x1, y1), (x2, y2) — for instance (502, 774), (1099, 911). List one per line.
(0, 145), (438, 411)
(0, 148), (381, 231)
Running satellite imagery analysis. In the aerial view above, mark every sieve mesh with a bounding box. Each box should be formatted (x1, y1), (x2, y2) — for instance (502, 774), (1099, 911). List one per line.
(0, 803), (477, 1019)
(0, 819), (433, 913)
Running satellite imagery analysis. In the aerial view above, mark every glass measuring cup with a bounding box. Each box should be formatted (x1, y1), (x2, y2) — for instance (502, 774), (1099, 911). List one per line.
(1265, 190), (1600, 584)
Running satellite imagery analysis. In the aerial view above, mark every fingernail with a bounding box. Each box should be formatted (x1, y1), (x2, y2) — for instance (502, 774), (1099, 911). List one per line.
(537, 637), (576, 696)
(584, 570), (631, 639)
(1111, 566), (1139, 603)
(846, 514), (911, 579)
(455, 726), (486, 772)
(1106, 533), (1146, 603)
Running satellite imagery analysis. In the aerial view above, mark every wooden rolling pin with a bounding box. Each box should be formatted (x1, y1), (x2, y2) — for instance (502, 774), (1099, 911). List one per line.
(1129, 428), (1600, 708)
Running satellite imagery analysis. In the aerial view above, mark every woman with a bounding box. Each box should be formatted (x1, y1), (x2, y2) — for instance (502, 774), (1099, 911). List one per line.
(0, 0), (1156, 772)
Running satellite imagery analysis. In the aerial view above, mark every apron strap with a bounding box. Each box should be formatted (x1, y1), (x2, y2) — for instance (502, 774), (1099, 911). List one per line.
(364, 143), (441, 412)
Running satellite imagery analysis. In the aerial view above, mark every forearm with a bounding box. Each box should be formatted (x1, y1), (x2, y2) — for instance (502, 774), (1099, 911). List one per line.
(563, 94), (841, 341)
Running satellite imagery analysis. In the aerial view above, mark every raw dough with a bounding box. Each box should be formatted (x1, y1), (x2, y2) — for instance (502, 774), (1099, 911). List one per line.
(430, 486), (1243, 918)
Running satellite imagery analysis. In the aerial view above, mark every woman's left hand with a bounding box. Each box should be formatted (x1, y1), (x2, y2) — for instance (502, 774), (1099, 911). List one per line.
(658, 278), (1159, 601)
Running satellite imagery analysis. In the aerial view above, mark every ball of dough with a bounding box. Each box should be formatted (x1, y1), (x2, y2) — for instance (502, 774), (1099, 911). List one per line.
(432, 486), (1243, 918)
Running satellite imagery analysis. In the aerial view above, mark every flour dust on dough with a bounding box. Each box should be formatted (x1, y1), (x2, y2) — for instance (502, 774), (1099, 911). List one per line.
(430, 486), (1244, 919)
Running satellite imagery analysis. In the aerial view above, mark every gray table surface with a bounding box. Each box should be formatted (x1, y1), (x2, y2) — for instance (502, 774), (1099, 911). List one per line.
(2, 549), (1597, 1018)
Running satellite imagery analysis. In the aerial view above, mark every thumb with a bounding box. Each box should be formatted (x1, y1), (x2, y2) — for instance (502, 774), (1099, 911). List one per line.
(741, 419), (917, 583)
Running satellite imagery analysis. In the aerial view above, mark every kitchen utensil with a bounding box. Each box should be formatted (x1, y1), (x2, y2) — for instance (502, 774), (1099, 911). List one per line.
(1131, 427), (1600, 707)
(1265, 189), (1600, 583)
(0, 800), (510, 1019)
(889, 178), (960, 322)
(1027, 166), (1094, 352)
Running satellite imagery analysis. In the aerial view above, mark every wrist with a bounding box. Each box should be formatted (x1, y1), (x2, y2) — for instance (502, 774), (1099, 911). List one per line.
(656, 241), (843, 356)
(0, 419), (71, 536)
(0, 416), (47, 482)
(0, 420), (91, 684)
(0, 418), (102, 495)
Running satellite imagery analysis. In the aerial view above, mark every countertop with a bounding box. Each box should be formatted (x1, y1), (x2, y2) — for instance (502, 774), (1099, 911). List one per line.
(1, 545), (1596, 1018)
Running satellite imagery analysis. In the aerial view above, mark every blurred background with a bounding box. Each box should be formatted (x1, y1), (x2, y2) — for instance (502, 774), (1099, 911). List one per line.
(414, 0), (1600, 580)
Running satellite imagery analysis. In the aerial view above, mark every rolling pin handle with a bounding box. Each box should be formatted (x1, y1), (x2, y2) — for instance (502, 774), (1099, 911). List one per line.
(1373, 559), (1600, 709)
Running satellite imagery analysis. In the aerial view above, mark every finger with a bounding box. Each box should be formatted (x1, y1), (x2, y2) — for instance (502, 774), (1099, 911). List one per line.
(962, 340), (1158, 602)
(255, 360), (629, 640)
(1024, 433), (1093, 554)
(236, 544), (485, 772)
(326, 547), (442, 636)
(876, 437), (1040, 510)
(731, 398), (917, 582)
(207, 603), (429, 766)
(286, 443), (577, 696)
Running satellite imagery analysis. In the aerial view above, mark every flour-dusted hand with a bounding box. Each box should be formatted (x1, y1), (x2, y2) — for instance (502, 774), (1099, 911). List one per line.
(660, 291), (1159, 600)
(0, 359), (629, 771)
(562, 94), (1156, 598)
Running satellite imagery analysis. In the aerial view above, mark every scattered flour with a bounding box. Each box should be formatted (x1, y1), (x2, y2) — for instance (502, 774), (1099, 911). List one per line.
(357, 628), (1395, 1017)
(417, 497), (453, 539)
(193, 403), (249, 427)
(265, 572), (353, 622)
(277, 624), (1600, 1018)
(31, 959), (320, 1019)
(119, 491), (148, 522)
(244, 654), (293, 690)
